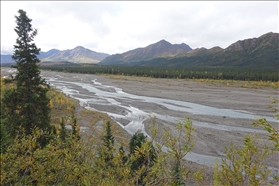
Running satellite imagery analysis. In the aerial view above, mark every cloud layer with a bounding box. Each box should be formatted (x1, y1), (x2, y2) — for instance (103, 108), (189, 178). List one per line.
(1, 1), (278, 55)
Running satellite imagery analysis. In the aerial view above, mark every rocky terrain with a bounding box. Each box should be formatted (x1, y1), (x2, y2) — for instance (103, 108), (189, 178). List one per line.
(2, 67), (278, 183)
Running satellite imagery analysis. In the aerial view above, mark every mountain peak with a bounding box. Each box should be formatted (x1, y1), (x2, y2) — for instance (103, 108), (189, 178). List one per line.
(39, 46), (109, 64)
(48, 48), (60, 52)
(73, 46), (85, 50)
(158, 39), (169, 43)
(225, 32), (278, 53)
(180, 43), (188, 46)
(155, 39), (172, 46)
(100, 40), (192, 65)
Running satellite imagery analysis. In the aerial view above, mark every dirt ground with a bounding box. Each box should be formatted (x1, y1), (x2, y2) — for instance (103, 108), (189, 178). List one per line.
(2, 67), (278, 184)
(80, 74), (279, 163)
(69, 72), (279, 184)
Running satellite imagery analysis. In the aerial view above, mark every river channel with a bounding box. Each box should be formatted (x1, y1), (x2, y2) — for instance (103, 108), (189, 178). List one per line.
(38, 71), (278, 168)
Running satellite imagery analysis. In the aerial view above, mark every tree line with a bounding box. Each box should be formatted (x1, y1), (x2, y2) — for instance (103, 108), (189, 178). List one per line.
(40, 65), (279, 82)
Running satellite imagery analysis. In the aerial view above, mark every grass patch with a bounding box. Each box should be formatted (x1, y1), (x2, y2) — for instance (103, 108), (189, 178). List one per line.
(194, 78), (279, 89)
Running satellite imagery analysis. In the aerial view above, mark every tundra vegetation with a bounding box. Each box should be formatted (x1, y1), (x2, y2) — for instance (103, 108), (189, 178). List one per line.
(1, 9), (278, 186)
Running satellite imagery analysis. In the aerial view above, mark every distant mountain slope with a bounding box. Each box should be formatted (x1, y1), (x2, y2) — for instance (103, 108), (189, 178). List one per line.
(212, 32), (279, 68)
(1, 46), (109, 64)
(103, 32), (278, 69)
(1, 55), (14, 64)
(99, 40), (192, 65)
(41, 46), (109, 64)
(2, 32), (277, 69)
(1, 49), (61, 64)
(38, 49), (60, 59)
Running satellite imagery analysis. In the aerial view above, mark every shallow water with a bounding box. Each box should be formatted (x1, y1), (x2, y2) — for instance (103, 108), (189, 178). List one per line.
(42, 72), (277, 166)
(43, 73), (275, 134)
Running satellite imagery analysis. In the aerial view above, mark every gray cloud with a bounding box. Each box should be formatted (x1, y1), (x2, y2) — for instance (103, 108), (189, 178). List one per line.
(1, 1), (277, 55)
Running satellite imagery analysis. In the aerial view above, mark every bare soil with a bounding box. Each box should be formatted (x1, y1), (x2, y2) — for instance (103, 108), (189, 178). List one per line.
(2, 67), (278, 184)
(77, 73), (279, 184)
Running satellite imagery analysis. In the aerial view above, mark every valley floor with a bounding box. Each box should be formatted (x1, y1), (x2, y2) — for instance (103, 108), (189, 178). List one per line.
(2, 67), (278, 184)
(73, 73), (278, 164)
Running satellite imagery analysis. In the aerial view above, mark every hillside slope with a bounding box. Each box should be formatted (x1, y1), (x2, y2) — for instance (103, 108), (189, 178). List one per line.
(99, 40), (192, 65)
(122, 32), (279, 69)
(1, 46), (109, 64)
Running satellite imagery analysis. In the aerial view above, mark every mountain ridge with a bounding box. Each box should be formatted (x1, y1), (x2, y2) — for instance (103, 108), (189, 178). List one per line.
(1, 32), (278, 69)
(40, 46), (109, 64)
(99, 39), (192, 65)
(1, 47), (109, 64)
(99, 32), (278, 68)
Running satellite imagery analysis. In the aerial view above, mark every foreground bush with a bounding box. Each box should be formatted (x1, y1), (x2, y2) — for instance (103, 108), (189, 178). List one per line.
(0, 118), (202, 185)
(1, 98), (278, 185)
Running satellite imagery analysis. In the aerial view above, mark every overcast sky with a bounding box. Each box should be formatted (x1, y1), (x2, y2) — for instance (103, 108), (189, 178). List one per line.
(1, 1), (278, 55)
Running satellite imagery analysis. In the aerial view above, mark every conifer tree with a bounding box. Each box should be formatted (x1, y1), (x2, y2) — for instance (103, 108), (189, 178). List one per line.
(71, 113), (80, 140)
(59, 117), (66, 142)
(129, 132), (157, 185)
(102, 121), (115, 163)
(129, 132), (146, 155)
(2, 9), (52, 138)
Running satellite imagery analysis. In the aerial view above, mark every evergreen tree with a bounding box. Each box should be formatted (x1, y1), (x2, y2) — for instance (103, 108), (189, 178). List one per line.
(129, 132), (157, 185)
(59, 117), (66, 142)
(118, 145), (128, 164)
(102, 121), (115, 163)
(2, 9), (52, 138)
(129, 132), (146, 155)
(103, 121), (114, 147)
(71, 113), (80, 140)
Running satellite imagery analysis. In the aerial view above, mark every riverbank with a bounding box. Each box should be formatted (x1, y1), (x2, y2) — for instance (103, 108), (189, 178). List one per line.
(2, 67), (278, 184)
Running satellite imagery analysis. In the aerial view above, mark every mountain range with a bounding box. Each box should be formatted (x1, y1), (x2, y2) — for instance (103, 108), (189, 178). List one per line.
(99, 32), (278, 68)
(1, 46), (109, 64)
(1, 32), (278, 69)
(99, 40), (192, 65)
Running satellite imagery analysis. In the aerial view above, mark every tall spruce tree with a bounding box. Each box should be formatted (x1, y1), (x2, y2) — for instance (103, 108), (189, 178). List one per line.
(2, 9), (52, 138)
(102, 121), (115, 163)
